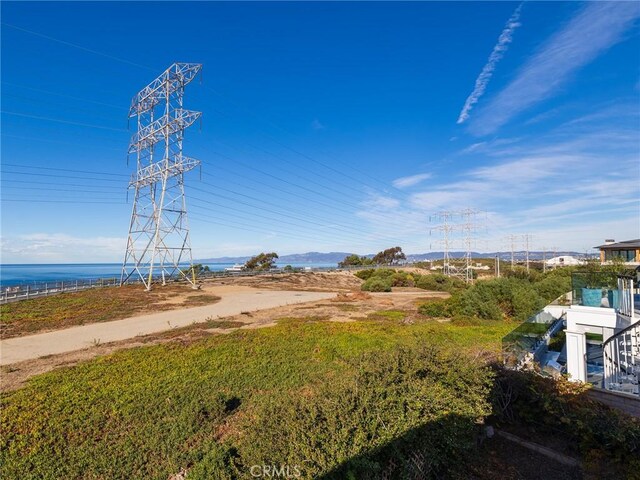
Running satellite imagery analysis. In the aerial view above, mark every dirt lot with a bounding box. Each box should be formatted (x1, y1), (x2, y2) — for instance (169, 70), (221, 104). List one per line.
(0, 284), (449, 392)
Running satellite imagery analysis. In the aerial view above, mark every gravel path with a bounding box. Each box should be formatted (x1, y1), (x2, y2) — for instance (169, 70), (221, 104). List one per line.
(0, 289), (334, 365)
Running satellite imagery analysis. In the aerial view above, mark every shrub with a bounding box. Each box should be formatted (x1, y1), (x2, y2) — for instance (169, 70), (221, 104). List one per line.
(533, 274), (571, 302)
(361, 277), (392, 292)
(354, 269), (375, 280)
(230, 344), (493, 479)
(452, 276), (559, 322)
(372, 268), (396, 278)
(504, 266), (540, 282)
(414, 273), (464, 293)
(418, 300), (452, 318)
(391, 272), (414, 287)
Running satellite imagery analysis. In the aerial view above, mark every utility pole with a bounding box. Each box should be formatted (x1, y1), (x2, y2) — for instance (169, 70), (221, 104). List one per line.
(121, 63), (202, 290)
(495, 255), (500, 278)
(522, 234), (532, 273)
(542, 246), (547, 273)
(508, 234), (517, 268)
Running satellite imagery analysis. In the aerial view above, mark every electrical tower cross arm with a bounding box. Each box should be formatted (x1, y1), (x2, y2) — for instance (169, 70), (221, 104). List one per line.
(128, 63), (202, 117)
(128, 109), (201, 153)
(128, 155), (200, 188)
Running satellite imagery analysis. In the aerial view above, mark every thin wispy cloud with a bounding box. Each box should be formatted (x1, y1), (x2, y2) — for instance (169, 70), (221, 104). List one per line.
(470, 2), (640, 136)
(311, 119), (325, 130)
(456, 3), (523, 124)
(392, 173), (432, 189)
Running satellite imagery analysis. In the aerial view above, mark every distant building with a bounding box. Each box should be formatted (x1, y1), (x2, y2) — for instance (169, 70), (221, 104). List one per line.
(595, 239), (640, 265)
(544, 255), (584, 268)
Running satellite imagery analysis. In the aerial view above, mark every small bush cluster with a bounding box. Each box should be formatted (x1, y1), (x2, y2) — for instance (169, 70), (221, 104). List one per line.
(418, 271), (572, 322)
(357, 269), (465, 293)
(361, 277), (392, 292)
(417, 299), (453, 318)
(414, 273), (465, 292)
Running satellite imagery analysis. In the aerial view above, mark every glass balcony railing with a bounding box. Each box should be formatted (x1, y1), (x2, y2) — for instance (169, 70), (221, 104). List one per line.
(571, 271), (621, 308)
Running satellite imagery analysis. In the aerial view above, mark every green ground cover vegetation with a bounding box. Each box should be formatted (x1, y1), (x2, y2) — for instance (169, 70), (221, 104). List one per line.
(1, 317), (511, 479)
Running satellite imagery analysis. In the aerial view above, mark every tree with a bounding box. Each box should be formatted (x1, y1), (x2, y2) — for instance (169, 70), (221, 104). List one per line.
(338, 254), (373, 268)
(372, 246), (406, 266)
(245, 252), (279, 271)
(181, 263), (210, 277)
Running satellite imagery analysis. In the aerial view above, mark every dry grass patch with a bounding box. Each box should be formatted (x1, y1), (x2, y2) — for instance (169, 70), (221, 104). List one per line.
(0, 285), (220, 339)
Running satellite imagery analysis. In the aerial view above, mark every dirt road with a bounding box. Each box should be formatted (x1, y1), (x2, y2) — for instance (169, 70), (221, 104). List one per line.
(0, 288), (334, 365)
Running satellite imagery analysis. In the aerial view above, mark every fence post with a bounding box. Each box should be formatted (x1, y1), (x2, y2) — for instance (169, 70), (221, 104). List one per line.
(61, 281), (64, 293)
(26, 285), (30, 299)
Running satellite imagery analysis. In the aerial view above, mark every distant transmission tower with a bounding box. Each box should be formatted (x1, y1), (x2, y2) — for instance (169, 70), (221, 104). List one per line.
(121, 63), (202, 290)
(430, 211), (457, 277)
(460, 208), (480, 283)
(430, 209), (483, 283)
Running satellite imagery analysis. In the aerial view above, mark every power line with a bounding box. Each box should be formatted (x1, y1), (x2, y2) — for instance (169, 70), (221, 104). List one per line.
(1, 170), (124, 182)
(2, 23), (155, 71)
(2, 163), (128, 177)
(2, 198), (127, 205)
(1, 110), (128, 132)
(2, 185), (122, 194)
(209, 137), (376, 205)
(0, 179), (124, 189)
(204, 85), (401, 194)
(1, 133), (123, 151)
(2, 81), (128, 110)
(2, 92), (127, 122)
(189, 208), (371, 249)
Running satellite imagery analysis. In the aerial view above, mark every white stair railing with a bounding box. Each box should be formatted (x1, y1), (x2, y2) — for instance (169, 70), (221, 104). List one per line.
(602, 276), (639, 397)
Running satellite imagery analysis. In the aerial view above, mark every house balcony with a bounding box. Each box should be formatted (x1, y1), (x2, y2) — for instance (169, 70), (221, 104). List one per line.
(566, 274), (638, 397)
(571, 271), (624, 309)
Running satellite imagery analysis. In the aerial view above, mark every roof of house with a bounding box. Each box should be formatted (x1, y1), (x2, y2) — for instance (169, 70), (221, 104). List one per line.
(545, 255), (584, 265)
(595, 239), (640, 249)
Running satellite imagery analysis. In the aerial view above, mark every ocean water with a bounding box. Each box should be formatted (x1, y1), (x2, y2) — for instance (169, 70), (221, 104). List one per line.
(0, 262), (337, 287)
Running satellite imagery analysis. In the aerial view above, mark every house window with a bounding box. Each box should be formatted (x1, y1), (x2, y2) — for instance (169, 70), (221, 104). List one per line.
(605, 249), (636, 261)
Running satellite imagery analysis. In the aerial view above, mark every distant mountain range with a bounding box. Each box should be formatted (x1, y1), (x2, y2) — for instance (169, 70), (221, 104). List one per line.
(197, 250), (594, 264)
(197, 252), (356, 264)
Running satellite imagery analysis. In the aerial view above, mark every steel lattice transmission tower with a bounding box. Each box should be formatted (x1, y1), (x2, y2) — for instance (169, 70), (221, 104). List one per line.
(430, 209), (483, 283)
(121, 63), (202, 290)
(429, 211), (463, 279)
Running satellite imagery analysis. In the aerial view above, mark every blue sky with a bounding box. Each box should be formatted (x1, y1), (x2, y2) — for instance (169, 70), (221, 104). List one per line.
(1, 1), (639, 263)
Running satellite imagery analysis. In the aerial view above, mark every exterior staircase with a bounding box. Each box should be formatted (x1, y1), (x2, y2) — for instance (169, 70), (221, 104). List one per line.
(602, 276), (639, 397)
